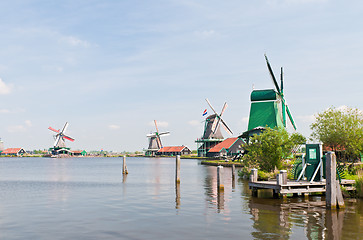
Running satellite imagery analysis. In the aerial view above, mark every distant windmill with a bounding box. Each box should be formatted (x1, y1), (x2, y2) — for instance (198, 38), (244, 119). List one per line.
(204, 98), (233, 138)
(145, 120), (170, 156)
(48, 122), (75, 149)
(242, 55), (296, 141)
(196, 99), (233, 157)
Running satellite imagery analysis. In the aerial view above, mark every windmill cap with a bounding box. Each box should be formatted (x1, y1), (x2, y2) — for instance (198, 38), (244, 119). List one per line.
(251, 89), (278, 102)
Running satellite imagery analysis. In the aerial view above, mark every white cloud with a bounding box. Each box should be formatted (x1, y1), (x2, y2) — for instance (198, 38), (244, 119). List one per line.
(25, 120), (32, 127)
(7, 125), (26, 133)
(109, 124), (120, 130)
(61, 36), (91, 48)
(188, 120), (202, 126)
(296, 115), (316, 123)
(0, 78), (11, 95)
(0, 109), (10, 114)
(149, 121), (169, 128)
(194, 30), (217, 38)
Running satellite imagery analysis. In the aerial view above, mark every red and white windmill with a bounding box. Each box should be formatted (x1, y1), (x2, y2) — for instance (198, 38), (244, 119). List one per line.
(48, 122), (75, 148)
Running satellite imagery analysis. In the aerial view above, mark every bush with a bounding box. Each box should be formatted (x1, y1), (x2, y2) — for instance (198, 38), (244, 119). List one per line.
(355, 177), (363, 198)
(243, 127), (306, 172)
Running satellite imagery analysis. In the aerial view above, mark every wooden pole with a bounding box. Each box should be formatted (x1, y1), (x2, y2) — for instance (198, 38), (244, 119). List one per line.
(232, 164), (236, 179)
(217, 166), (224, 190)
(281, 170), (287, 185)
(326, 152), (337, 209)
(175, 155), (180, 183)
(250, 168), (258, 182)
(231, 164), (236, 190)
(175, 182), (180, 209)
(122, 155), (128, 174)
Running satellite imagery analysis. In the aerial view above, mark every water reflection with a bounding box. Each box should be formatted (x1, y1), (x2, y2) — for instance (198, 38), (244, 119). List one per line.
(175, 183), (180, 209)
(247, 193), (363, 240)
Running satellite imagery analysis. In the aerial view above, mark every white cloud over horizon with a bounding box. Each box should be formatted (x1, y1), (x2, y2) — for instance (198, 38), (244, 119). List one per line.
(0, 78), (11, 95)
(108, 124), (120, 130)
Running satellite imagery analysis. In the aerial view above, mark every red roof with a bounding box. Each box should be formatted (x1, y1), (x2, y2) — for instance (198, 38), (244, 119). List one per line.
(2, 148), (23, 154)
(157, 146), (189, 153)
(208, 138), (239, 153)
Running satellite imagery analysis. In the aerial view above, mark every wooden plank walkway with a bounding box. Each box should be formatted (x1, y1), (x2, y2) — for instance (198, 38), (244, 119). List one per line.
(249, 179), (355, 195)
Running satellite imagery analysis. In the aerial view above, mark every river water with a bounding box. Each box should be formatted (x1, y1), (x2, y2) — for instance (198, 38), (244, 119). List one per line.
(0, 157), (362, 240)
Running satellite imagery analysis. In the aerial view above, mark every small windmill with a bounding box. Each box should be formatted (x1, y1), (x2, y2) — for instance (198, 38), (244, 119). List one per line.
(204, 98), (233, 138)
(145, 120), (170, 156)
(244, 55), (296, 140)
(196, 99), (233, 157)
(48, 122), (75, 154)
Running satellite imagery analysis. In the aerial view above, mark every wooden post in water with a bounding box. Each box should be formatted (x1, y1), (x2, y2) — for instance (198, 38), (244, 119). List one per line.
(175, 155), (181, 184)
(232, 164), (236, 179)
(122, 155), (128, 174)
(326, 152), (337, 209)
(231, 164), (236, 190)
(250, 168), (258, 197)
(217, 166), (224, 190)
(281, 170), (287, 185)
(250, 168), (258, 182)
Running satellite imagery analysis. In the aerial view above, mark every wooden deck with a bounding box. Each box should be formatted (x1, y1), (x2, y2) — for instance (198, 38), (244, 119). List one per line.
(249, 179), (355, 196)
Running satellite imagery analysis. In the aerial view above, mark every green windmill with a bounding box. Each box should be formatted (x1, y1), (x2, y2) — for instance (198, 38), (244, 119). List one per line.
(246, 55), (297, 134)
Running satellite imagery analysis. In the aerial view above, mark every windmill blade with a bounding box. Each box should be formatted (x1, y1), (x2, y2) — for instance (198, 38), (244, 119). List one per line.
(280, 67), (284, 93)
(147, 133), (157, 137)
(286, 105), (297, 130)
(61, 122), (69, 134)
(156, 136), (162, 149)
(48, 127), (60, 133)
(219, 118), (233, 135)
(63, 135), (75, 142)
(264, 54), (281, 94)
(205, 98), (218, 115)
(211, 116), (219, 133)
(53, 135), (61, 147)
(158, 131), (170, 136)
(220, 102), (228, 117)
(154, 120), (159, 133)
(211, 102), (229, 133)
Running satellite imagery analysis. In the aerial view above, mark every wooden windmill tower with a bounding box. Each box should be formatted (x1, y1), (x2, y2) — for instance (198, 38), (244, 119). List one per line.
(241, 55), (296, 141)
(145, 120), (170, 156)
(195, 99), (233, 157)
(48, 122), (75, 156)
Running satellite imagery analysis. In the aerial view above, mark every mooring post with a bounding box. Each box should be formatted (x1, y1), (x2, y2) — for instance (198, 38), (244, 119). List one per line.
(122, 155), (128, 174)
(336, 183), (345, 208)
(231, 164), (236, 190)
(326, 152), (337, 209)
(175, 155), (181, 184)
(232, 164), (236, 179)
(217, 166), (224, 190)
(250, 168), (258, 182)
(281, 170), (287, 185)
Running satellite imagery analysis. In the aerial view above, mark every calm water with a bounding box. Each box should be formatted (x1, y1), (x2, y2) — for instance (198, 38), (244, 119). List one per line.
(0, 157), (362, 240)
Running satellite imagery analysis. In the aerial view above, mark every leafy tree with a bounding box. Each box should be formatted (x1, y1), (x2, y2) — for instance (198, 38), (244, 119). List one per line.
(243, 127), (306, 172)
(310, 107), (363, 161)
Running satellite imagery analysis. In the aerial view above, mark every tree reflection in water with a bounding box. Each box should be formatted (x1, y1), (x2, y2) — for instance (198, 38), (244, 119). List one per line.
(248, 195), (363, 239)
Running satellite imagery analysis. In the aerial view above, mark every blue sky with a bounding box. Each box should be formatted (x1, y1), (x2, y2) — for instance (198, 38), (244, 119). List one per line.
(0, 0), (362, 152)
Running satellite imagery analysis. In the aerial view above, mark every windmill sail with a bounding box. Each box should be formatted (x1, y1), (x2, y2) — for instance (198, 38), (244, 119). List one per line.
(205, 99), (233, 136)
(49, 122), (75, 148)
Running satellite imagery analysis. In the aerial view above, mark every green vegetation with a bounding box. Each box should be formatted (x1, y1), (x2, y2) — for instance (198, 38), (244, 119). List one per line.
(310, 106), (363, 162)
(242, 127), (306, 173)
(354, 177), (363, 198)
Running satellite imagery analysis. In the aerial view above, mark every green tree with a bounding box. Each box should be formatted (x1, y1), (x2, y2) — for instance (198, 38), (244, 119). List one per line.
(243, 127), (306, 172)
(310, 107), (363, 161)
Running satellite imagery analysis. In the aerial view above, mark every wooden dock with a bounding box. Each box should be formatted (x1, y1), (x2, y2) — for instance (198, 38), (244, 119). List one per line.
(249, 179), (355, 197)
